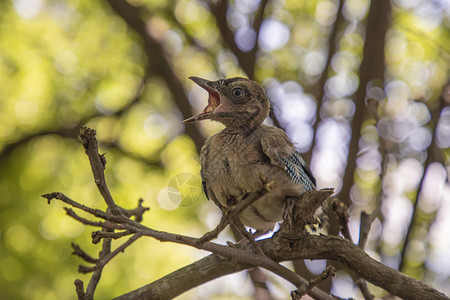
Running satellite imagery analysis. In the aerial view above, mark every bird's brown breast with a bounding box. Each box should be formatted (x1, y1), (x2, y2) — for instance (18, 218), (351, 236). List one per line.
(202, 131), (266, 206)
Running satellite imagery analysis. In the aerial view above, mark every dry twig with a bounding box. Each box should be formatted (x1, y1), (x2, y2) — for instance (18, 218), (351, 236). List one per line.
(196, 179), (273, 244)
(332, 199), (374, 300)
(291, 265), (336, 299)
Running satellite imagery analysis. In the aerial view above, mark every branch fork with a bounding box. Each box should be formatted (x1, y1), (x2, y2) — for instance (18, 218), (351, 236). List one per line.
(41, 127), (449, 300)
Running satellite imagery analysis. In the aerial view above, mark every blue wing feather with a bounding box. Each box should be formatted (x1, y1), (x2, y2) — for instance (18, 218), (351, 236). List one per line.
(281, 152), (316, 191)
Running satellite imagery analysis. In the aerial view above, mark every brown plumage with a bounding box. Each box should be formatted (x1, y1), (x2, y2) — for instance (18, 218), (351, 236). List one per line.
(184, 77), (316, 232)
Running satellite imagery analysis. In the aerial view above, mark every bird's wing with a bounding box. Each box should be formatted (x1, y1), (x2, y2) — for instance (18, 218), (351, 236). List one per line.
(200, 139), (211, 201)
(200, 138), (225, 210)
(260, 130), (316, 191)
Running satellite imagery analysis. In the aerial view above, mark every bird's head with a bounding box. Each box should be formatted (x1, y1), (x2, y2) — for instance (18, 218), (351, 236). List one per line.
(183, 77), (270, 130)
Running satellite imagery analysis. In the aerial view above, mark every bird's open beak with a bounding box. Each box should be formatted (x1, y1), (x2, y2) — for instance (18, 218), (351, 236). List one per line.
(183, 76), (221, 123)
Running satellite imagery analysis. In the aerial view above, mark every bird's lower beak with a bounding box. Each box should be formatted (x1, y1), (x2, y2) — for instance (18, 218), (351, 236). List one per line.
(183, 77), (221, 123)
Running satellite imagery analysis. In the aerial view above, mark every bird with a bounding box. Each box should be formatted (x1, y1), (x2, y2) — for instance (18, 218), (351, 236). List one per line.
(184, 76), (316, 233)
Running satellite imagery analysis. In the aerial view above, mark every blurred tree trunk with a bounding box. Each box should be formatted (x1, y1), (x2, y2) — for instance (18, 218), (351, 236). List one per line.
(294, 1), (346, 293)
(399, 82), (449, 273)
(303, 0), (345, 165)
(323, 0), (392, 294)
(107, 0), (205, 153)
(339, 0), (392, 204)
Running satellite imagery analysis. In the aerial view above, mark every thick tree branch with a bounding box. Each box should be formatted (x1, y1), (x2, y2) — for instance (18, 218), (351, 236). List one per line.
(115, 234), (448, 300)
(115, 252), (249, 300)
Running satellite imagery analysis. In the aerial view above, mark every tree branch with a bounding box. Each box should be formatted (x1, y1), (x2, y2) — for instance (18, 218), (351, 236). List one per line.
(43, 127), (448, 300)
(115, 234), (448, 300)
(53, 184), (446, 300)
(74, 279), (85, 300)
(78, 127), (121, 215)
(358, 210), (379, 251)
(197, 180), (272, 244)
(72, 243), (98, 264)
(85, 228), (112, 300)
(291, 265), (336, 299)
(79, 233), (142, 273)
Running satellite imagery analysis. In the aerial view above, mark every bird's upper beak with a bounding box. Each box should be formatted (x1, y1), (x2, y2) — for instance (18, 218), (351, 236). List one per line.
(183, 76), (221, 123)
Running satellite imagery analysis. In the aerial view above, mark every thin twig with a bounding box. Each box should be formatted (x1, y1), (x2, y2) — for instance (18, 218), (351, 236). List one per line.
(332, 200), (374, 299)
(74, 279), (85, 300)
(355, 277), (375, 300)
(91, 230), (134, 244)
(358, 210), (379, 250)
(291, 265), (336, 299)
(196, 181), (273, 244)
(85, 229), (112, 300)
(78, 127), (122, 215)
(42, 193), (108, 219)
(72, 243), (98, 264)
(79, 233), (143, 274)
(356, 211), (377, 299)
(331, 199), (353, 243)
(42, 192), (125, 225)
(64, 208), (104, 228)
(119, 198), (149, 223)
(232, 219), (266, 256)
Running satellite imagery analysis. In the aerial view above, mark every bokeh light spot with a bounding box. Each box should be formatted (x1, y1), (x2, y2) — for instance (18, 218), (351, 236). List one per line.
(1, 256), (24, 282)
(5, 224), (36, 254)
(259, 19), (290, 51)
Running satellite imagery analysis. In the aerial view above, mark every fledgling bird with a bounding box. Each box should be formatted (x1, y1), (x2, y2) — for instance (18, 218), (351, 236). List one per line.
(184, 77), (316, 233)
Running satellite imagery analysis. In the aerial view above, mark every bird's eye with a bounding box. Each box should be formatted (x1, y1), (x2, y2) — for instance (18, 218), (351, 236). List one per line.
(232, 88), (243, 98)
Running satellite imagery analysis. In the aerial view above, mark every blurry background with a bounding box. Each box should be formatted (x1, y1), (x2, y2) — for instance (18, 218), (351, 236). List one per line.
(0, 0), (449, 299)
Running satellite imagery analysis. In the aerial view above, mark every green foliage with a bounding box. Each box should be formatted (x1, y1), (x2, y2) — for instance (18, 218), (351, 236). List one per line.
(0, 1), (204, 299)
